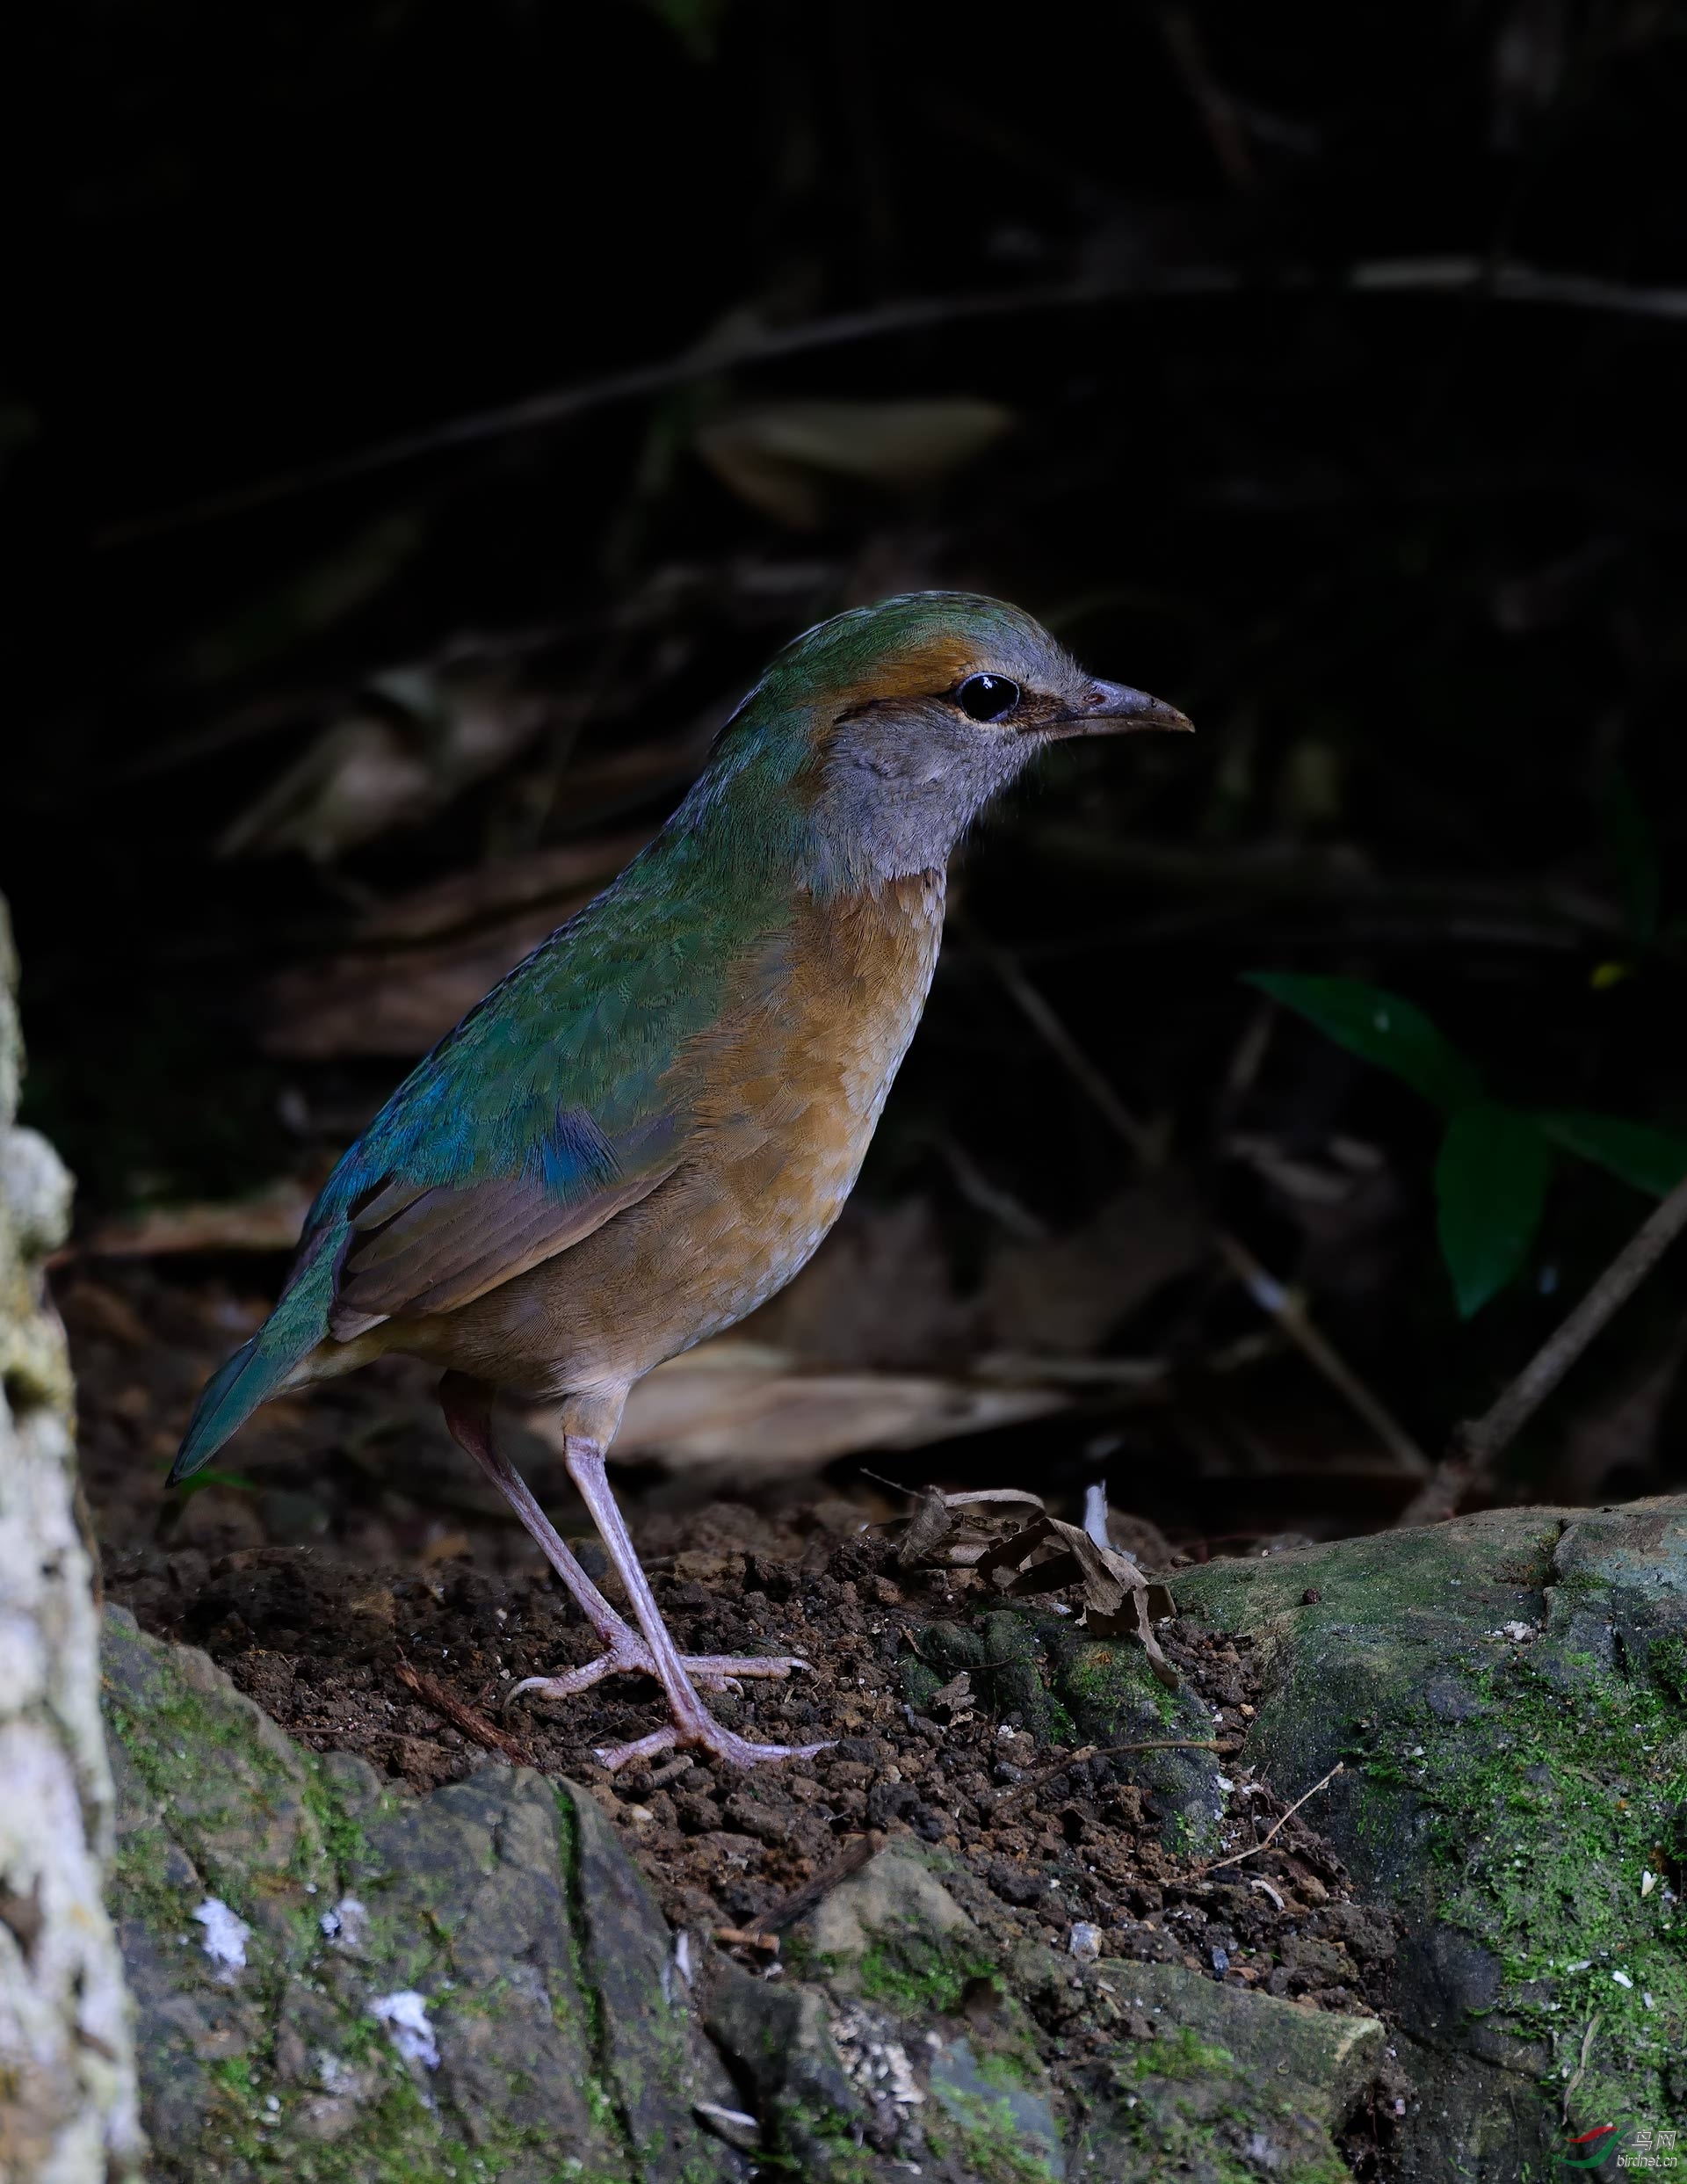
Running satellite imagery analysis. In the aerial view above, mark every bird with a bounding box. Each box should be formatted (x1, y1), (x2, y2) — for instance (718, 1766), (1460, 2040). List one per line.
(171, 591), (1191, 1770)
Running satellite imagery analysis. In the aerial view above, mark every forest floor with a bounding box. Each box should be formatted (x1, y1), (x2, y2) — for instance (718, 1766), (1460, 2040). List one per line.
(77, 1259), (1400, 2081)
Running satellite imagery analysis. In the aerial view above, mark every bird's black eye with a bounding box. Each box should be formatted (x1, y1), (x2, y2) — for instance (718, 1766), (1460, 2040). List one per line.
(955, 672), (1020, 722)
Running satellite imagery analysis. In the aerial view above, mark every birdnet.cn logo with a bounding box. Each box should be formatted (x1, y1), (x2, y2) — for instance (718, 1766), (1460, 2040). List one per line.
(1560, 2123), (1680, 2170)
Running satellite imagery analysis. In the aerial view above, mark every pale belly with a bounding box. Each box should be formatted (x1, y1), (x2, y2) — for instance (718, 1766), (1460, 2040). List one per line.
(395, 871), (945, 1404)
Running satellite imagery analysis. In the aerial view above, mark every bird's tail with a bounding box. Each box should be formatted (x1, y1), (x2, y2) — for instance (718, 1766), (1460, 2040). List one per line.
(168, 1229), (338, 1484)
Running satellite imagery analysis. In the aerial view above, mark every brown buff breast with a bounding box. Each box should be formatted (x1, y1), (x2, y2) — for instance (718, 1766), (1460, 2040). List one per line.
(367, 868), (947, 1408)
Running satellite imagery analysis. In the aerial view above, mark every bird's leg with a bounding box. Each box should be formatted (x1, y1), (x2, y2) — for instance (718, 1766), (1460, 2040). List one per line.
(438, 1374), (807, 1703)
(561, 1433), (832, 1771)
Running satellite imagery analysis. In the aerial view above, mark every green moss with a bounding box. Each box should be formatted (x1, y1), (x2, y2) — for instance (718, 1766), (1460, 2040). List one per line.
(105, 1620), (656, 2184)
(899, 1658), (944, 1712)
(1135, 2025), (1234, 2083)
(856, 1926), (999, 2017)
(549, 1784), (636, 2169)
(1061, 1640), (1182, 1731)
(975, 1611), (1055, 1738)
(1355, 1639), (1687, 2126)
(911, 1608), (1199, 1752)
(112, 1819), (191, 1938)
(971, 2041), (1039, 2093)
(756, 2101), (880, 2182)
(778, 1929), (825, 1984)
(1648, 1630), (1687, 1708)
(297, 1759), (377, 1876)
(925, 2084), (1062, 2183)
(1096, 2029), (1352, 2184)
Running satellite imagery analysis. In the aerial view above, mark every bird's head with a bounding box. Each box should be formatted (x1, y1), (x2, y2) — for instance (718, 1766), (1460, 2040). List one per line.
(695, 591), (1191, 892)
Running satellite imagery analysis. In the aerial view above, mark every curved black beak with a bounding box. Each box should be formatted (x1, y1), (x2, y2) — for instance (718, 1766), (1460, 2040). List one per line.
(1046, 678), (1194, 738)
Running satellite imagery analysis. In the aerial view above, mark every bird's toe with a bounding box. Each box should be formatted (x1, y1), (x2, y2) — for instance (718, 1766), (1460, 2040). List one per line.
(595, 1725), (680, 1770)
(683, 1651), (810, 1684)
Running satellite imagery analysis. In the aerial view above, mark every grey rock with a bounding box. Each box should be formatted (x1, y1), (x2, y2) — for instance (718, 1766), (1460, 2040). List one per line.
(0, 892), (142, 2184)
(102, 1604), (745, 2182)
(804, 1840), (975, 1975)
(1173, 1497), (1687, 2180)
(702, 1955), (875, 2180)
(929, 2032), (1063, 2176)
(100, 1491), (1687, 2183)
(1096, 1959), (1384, 2128)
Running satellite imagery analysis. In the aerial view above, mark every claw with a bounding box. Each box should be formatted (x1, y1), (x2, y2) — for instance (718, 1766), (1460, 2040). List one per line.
(440, 1392), (829, 1771)
(596, 1723), (834, 1772)
(507, 1647), (811, 1712)
(596, 1726), (679, 1769)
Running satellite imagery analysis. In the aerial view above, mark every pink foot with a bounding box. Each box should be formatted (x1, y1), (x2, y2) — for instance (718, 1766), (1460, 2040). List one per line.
(507, 1639), (809, 1706)
(595, 1719), (836, 1773)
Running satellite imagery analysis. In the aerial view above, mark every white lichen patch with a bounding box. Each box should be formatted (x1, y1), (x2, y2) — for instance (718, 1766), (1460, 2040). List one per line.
(370, 1989), (439, 2070)
(320, 1895), (368, 1948)
(192, 1897), (251, 1979)
(832, 1999), (925, 2109)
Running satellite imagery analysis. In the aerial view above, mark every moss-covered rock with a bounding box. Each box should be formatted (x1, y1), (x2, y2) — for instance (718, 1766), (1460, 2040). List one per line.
(104, 1497), (1687, 2181)
(102, 1590), (1382, 2184)
(904, 1606), (1227, 1853)
(102, 1604), (742, 2182)
(1171, 1498), (1687, 2180)
(793, 1842), (1379, 2182)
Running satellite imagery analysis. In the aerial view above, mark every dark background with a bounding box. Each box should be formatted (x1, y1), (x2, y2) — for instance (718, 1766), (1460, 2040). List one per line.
(6, 0), (1687, 1550)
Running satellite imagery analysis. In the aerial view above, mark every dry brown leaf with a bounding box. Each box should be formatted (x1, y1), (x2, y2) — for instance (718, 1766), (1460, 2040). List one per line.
(742, 1200), (979, 1370)
(696, 397), (1014, 528)
(218, 664), (550, 862)
(262, 913), (590, 1059)
(527, 1339), (1064, 1482)
(981, 1179), (1208, 1356)
(54, 1280), (150, 1345)
(79, 1179), (317, 1259)
(257, 838), (650, 1059)
(928, 1671), (974, 1716)
(975, 1512), (1180, 1689)
(357, 831), (654, 944)
(897, 1486), (958, 1567)
(893, 1483), (1046, 1569)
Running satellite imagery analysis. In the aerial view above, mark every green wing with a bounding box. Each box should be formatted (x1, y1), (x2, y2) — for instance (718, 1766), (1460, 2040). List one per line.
(173, 737), (802, 1482)
(318, 840), (787, 1332)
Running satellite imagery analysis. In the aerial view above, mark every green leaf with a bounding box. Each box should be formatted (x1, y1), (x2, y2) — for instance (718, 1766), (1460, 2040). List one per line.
(1244, 974), (1484, 1111)
(1435, 1103), (1552, 1318)
(1540, 1110), (1687, 1199)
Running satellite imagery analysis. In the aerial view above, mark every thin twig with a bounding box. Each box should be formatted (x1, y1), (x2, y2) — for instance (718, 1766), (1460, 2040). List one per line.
(1561, 2012), (1602, 2124)
(967, 925), (1159, 1163)
(1399, 1167), (1687, 1526)
(1215, 1233), (1431, 1477)
(395, 1659), (533, 1765)
(715, 1926), (780, 1954)
(1194, 1761), (1344, 1876)
(1159, 5), (1256, 190)
(94, 258), (1687, 544)
(963, 924), (1431, 1477)
(747, 1832), (885, 1934)
(978, 1738), (1235, 1816)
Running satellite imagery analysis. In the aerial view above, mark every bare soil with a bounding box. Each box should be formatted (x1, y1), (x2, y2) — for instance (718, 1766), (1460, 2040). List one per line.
(79, 1266), (1397, 2026)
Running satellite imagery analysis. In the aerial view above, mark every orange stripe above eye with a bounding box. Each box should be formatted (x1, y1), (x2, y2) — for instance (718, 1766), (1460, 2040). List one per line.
(825, 635), (988, 708)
